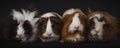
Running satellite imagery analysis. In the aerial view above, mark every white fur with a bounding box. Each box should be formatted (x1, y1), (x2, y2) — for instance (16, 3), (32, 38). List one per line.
(12, 9), (39, 26)
(40, 36), (59, 42)
(41, 12), (61, 19)
(63, 8), (76, 16)
(12, 9), (39, 42)
(12, 9), (26, 40)
(21, 9), (39, 42)
(75, 34), (84, 41)
(12, 9), (25, 23)
(66, 34), (83, 42)
(68, 13), (84, 33)
(41, 18), (59, 42)
(22, 9), (39, 27)
(40, 12), (62, 41)
(51, 12), (62, 19)
(43, 18), (59, 37)
(75, 34), (80, 39)
(89, 14), (102, 20)
(16, 23), (24, 36)
(43, 18), (53, 37)
(90, 14), (105, 40)
(16, 22), (26, 41)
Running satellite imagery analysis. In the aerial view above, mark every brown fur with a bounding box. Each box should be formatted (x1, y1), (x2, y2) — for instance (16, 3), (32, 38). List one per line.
(87, 11), (119, 41)
(61, 8), (87, 42)
(37, 16), (63, 41)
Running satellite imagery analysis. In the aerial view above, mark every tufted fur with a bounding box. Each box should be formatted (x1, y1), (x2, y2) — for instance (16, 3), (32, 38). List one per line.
(3, 9), (39, 43)
(87, 11), (119, 41)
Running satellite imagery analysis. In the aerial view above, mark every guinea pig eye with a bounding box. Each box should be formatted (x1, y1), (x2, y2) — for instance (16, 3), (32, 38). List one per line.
(104, 24), (110, 29)
(88, 20), (93, 25)
(43, 24), (46, 29)
(52, 25), (55, 28)
(70, 20), (73, 23)
(91, 26), (95, 29)
(99, 17), (104, 22)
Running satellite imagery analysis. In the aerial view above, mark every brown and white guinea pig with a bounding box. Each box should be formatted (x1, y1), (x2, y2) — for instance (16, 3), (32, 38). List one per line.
(87, 11), (119, 41)
(37, 12), (63, 42)
(3, 9), (39, 42)
(61, 8), (87, 43)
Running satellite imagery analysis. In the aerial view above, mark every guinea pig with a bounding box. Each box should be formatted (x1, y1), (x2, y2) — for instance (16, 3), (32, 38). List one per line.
(3, 9), (39, 42)
(61, 8), (87, 43)
(37, 12), (63, 42)
(87, 11), (119, 41)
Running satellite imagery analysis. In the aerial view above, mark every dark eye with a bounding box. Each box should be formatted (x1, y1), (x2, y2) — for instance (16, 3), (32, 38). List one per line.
(52, 24), (55, 28)
(88, 19), (94, 25)
(43, 24), (46, 29)
(99, 17), (104, 22)
(70, 20), (73, 23)
(92, 26), (95, 29)
(104, 24), (109, 29)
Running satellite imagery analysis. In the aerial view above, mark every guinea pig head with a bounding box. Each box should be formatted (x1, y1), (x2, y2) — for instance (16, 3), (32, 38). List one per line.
(37, 12), (63, 42)
(61, 8), (86, 42)
(11, 9), (38, 42)
(87, 12), (119, 41)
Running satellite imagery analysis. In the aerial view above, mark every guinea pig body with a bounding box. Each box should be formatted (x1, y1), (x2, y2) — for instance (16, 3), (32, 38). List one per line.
(37, 12), (63, 42)
(61, 8), (87, 43)
(3, 9), (39, 42)
(87, 11), (119, 41)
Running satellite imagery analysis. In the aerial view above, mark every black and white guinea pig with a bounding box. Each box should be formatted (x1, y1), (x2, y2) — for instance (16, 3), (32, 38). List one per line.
(3, 9), (39, 42)
(37, 12), (63, 42)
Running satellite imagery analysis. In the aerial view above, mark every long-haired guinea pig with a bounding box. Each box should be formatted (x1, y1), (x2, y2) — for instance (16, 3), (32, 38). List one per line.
(87, 10), (119, 41)
(3, 9), (39, 42)
(61, 8), (87, 43)
(37, 12), (63, 42)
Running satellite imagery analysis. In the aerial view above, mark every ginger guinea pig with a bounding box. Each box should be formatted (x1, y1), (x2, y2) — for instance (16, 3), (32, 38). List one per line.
(61, 8), (87, 43)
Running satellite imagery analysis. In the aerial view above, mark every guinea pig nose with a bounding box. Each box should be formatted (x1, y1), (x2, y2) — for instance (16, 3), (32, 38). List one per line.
(75, 27), (79, 29)
(16, 35), (22, 38)
(47, 33), (52, 36)
(95, 30), (99, 33)
(16, 35), (20, 39)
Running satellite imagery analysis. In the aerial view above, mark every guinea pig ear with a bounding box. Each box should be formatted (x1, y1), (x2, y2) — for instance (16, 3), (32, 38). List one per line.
(76, 8), (85, 16)
(88, 18), (94, 25)
(55, 18), (62, 24)
(88, 8), (92, 12)
(26, 3), (38, 11)
(87, 8), (93, 14)
(38, 18), (45, 23)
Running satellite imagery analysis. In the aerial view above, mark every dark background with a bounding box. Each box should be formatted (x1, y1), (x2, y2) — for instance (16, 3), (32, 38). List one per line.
(0, 0), (120, 48)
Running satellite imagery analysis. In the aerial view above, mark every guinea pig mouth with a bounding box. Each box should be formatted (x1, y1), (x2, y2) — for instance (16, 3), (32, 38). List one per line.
(74, 30), (80, 33)
(15, 36), (24, 40)
(70, 30), (80, 34)
(90, 35), (100, 41)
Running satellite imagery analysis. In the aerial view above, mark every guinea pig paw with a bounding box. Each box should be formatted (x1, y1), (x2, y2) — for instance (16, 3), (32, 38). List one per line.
(69, 37), (78, 42)
(60, 40), (64, 43)
(21, 38), (27, 43)
(28, 37), (36, 42)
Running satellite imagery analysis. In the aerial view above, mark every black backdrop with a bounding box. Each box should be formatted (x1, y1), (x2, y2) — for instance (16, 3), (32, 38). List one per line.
(0, 0), (120, 48)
